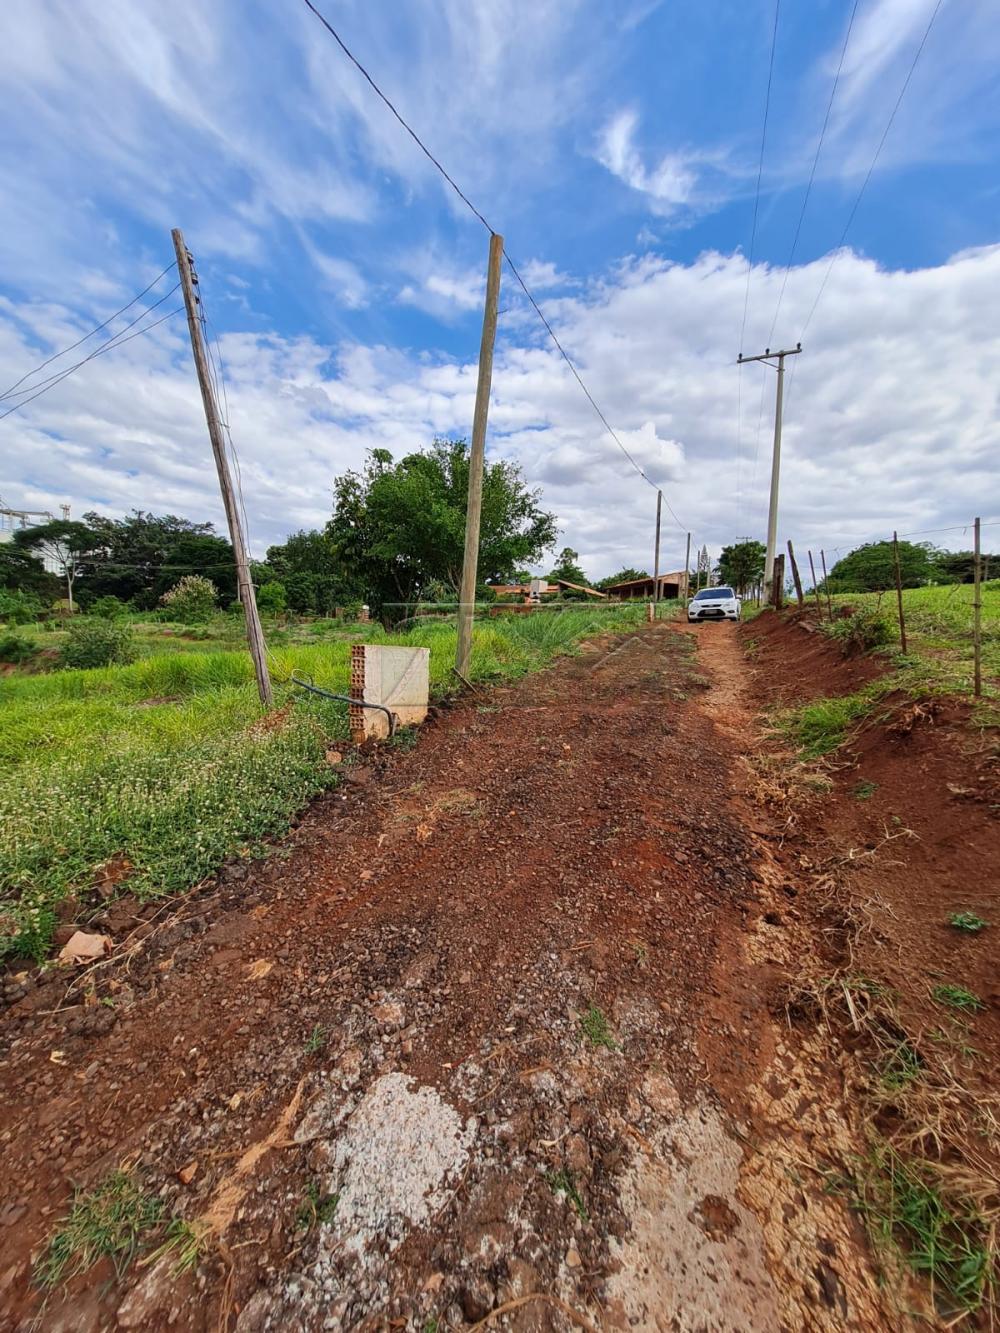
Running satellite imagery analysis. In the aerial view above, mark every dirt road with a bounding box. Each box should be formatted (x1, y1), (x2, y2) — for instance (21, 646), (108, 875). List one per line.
(1, 621), (892, 1331)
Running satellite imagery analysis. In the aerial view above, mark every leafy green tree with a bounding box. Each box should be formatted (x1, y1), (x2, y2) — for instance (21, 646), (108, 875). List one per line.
(326, 440), (556, 612)
(256, 581), (287, 616)
(932, 549), (998, 585)
(77, 511), (236, 609)
(12, 520), (101, 613)
(0, 587), (45, 624)
(265, 529), (345, 614)
(0, 543), (58, 599)
(716, 541), (766, 597)
(548, 547), (589, 586)
(826, 540), (937, 593)
(159, 575), (218, 623)
(595, 567), (650, 591)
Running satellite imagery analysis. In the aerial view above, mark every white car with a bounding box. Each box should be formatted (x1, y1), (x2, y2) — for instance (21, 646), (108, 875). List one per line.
(687, 585), (741, 623)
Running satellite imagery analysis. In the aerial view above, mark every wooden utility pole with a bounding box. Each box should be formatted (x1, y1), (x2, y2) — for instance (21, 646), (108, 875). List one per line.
(820, 549), (833, 620)
(455, 232), (504, 678)
(737, 343), (802, 601)
(172, 228), (272, 707)
(787, 539), (804, 608)
(653, 490), (662, 605)
(973, 516), (982, 697)
(771, 553), (786, 609)
(891, 531), (908, 655)
(808, 550), (823, 620)
(684, 531), (691, 604)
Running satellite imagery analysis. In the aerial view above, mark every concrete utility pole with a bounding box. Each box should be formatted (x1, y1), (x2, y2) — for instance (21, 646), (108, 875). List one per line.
(455, 232), (504, 679)
(653, 490), (662, 604)
(736, 343), (802, 601)
(172, 228), (272, 708)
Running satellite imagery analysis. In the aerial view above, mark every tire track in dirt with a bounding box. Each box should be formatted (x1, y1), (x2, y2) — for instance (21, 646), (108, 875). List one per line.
(1, 622), (892, 1331)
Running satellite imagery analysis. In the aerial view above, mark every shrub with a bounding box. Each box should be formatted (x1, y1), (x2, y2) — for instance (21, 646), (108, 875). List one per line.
(0, 588), (44, 625)
(0, 632), (37, 665)
(823, 606), (892, 656)
(256, 581), (287, 616)
(59, 620), (137, 670)
(159, 575), (217, 624)
(90, 595), (128, 620)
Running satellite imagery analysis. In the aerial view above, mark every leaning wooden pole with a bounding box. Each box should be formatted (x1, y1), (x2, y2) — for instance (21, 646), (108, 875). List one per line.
(787, 539), (805, 608)
(653, 490), (663, 606)
(684, 531), (691, 605)
(973, 516), (982, 697)
(820, 550), (833, 620)
(891, 530), (908, 655)
(808, 550), (823, 620)
(172, 228), (272, 707)
(455, 232), (504, 679)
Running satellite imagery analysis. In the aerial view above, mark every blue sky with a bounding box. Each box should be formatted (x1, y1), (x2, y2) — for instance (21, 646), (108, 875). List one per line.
(1, 0), (998, 577)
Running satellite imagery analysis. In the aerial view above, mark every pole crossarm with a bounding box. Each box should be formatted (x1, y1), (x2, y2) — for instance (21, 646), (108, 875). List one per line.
(737, 343), (802, 367)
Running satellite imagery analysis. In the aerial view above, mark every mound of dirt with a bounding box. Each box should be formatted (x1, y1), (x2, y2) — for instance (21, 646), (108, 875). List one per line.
(740, 607), (891, 707)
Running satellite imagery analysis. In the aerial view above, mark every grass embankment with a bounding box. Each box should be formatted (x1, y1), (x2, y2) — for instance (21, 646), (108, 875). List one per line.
(0, 605), (650, 961)
(773, 581), (1000, 755)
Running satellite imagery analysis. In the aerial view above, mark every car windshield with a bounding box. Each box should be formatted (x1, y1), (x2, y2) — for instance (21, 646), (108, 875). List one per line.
(694, 588), (734, 601)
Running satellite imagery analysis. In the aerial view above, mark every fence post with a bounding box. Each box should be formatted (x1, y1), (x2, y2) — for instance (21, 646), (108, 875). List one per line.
(808, 550), (823, 620)
(821, 550), (833, 620)
(981, 514), (986, 698)
(891, 530), (908, 654)
(771, 553), (785, 609)
(787, 540), (804, 608)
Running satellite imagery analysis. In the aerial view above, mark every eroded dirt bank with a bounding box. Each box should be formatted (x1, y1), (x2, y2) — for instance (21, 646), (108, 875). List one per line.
(1, 622), (893, 1331)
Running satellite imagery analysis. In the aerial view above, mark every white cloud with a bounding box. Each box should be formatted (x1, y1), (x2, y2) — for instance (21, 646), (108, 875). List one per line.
(2, 243), (998, 578)
(595, 110), (699, 215)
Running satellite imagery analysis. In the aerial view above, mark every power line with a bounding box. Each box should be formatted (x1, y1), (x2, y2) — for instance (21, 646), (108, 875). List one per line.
(797, 0), (944, 344)
(765, 0), (859, 347)
(296, 0), (684, 524)
(0, 301), (183, 423)
(736, 0), (782, 528)
(0, 262), (177, 400)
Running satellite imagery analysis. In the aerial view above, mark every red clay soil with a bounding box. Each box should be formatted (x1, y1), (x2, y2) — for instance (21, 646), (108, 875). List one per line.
(741, 608), (1000, 1324)
(2, 617), (988, 1331)
(741, 606), (890, 707)
(0, 623), (874, 1332)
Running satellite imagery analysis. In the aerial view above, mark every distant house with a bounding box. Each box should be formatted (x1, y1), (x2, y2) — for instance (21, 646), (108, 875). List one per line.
(604, 570), (689, 600)
(489, 579), (606, 602)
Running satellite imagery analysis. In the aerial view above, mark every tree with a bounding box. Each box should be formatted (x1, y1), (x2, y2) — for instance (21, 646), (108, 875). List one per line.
(932, 549), (998, 585)
(12, 520), (100, 612)
(716, 541), (766, 597)
(594, 567), (649, 592)
(159, 575), (218, 623)
(548, 547), (589, 586)
(265, 529), (346, 615)
(0, 543), (58, 599)
(826, 540), (937, 593)
(326, 440), (557, 612)
(77, 511), (236, 609)
(256, 581), (287, 616)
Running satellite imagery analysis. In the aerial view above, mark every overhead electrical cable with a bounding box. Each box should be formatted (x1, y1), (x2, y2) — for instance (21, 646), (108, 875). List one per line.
(298, 0), (685, 525)
(797, 0), (944, 344)
(765, 0), (859, 347)
(736, 0), (782, 527)
(0, 261), (177, 400)
(0, 301), (183, 422)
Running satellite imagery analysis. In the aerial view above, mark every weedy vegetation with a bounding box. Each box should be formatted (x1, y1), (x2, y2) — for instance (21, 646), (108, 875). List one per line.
(579, 1003), (618, 1051)
(949, 911), (987, 934)
(546, 1168), (589, 1220)
(931, 984), (985, 1013)
(34, 1171), (165, 1289)
(296, 1180), (339, 1231)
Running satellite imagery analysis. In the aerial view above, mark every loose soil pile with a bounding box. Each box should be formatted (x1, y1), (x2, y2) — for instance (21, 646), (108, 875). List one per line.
(3, 615), (992, 1330)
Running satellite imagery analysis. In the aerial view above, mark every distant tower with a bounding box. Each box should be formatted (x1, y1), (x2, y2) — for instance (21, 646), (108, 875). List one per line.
(60, 504), (71, 520)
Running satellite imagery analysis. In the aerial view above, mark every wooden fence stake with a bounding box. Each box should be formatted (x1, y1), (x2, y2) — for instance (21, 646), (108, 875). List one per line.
(891, 530), (907, 654)
(981, 514), (986, 698)
(771, 553), (785, 609)
(787, 539), (804, 608)
(808, 550), (823, 620)
(820, 550), (833, 620)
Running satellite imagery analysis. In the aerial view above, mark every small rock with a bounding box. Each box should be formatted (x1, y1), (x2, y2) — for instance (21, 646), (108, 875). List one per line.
(459, 1277), (494, 1322)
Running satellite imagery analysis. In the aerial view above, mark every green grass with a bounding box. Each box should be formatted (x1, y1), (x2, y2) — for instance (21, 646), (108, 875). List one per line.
(931, 984), (985, 1013)
(304, 1023), (327, 1054)
(776, 687), (882, 758)
(579, 1003), (618, 1051)
(0, 606), (646, 962)
(949, 912), (988, 934)
(853, 779), (879, 800)
(296, 1180), (339, 1231)
(34, 1171), (165, 1289)
(838, 1145), (992, 1317)
(546, 1168), (589, 1220)
(878, 1039), (923, 1090)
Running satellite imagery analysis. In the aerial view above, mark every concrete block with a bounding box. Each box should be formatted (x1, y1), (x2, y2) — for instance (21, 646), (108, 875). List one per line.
(350, 643), (430, 742)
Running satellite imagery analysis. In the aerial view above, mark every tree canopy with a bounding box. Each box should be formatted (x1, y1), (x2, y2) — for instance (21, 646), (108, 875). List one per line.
(326, 440), (557, 610)
(548, 547), (589, 587)
(716, 540), (765, 596)
(825, 540), (937, 593)
(594, 567), (650, 591)
(76, 511), (237, 609)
